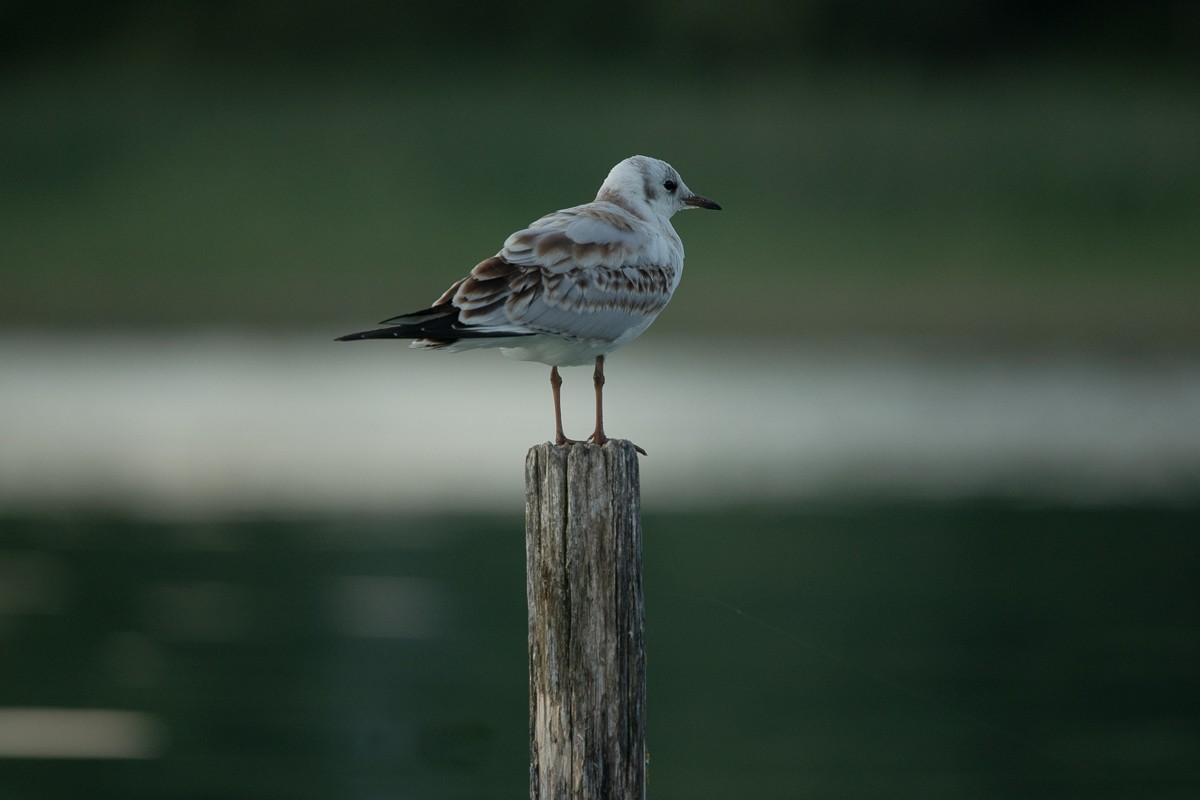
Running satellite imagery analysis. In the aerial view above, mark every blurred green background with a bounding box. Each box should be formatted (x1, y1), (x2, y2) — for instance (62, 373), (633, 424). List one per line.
(3, 0), (1197, 343)
(2, 3), (1199, 799)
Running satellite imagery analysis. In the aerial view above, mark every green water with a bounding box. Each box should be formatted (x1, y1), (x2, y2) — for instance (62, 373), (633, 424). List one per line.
(2, 505), (1197, 799)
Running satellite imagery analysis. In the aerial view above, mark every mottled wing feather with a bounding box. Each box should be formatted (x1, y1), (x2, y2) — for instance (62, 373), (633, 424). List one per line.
(380, 200), (682, 345)
(509, 203), (682, 339)
(502, 203), (663, 273)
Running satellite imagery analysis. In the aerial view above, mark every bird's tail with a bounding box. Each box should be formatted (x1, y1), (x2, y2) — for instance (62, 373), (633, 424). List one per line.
(335, 325), (421, 342)
(334, 304), (532, 343)
(335, 304), (449, 342)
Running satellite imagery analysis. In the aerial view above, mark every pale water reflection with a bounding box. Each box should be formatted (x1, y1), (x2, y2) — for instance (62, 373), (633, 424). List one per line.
(1, 332), (1197, 514)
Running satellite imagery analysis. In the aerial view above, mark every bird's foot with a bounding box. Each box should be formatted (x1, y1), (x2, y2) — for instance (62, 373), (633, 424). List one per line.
(587, 432), (647, 456)
(554, 434), (648, 453)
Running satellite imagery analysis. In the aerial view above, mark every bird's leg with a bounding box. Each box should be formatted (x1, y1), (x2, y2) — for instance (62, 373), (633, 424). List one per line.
(551, 367), (567, 445)
(586, 356), (647, 455)
(550, 366), (574, 446)
(588, 356), (608, 446)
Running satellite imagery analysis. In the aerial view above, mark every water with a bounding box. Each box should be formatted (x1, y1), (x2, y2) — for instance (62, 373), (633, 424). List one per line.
(2, 505), (1197, 799)
(2, 333), (1198, 515)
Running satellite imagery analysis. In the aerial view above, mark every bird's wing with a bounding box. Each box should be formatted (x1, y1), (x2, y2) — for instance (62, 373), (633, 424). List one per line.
(503, 203), (653, 272)
(436, 202), (681, 342)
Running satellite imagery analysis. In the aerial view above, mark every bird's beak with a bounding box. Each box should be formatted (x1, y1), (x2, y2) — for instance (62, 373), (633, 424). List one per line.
(684, 193), (722, 210)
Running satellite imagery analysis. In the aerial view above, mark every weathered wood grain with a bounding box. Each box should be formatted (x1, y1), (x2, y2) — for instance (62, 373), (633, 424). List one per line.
(525, 440), (645, 800)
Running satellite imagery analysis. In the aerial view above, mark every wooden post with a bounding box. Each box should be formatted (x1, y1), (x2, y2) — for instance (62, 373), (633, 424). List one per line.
(525, 440), (646, 800)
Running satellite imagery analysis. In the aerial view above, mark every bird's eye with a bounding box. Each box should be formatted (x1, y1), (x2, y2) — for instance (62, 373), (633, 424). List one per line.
(663, 180), (677, 193)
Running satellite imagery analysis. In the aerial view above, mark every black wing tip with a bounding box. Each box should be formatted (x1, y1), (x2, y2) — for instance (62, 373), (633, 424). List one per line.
(335, 305), (454, 342)
(378, 304), (454, 326)
(337, 306), (539, 343)
(334, 326), (417, 342)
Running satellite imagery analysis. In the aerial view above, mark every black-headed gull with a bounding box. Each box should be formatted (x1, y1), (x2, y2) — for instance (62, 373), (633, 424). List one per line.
(338, 155), (720, 449)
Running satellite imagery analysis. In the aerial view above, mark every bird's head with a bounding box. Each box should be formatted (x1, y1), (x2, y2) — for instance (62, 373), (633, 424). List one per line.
(597, 155), (721, 220)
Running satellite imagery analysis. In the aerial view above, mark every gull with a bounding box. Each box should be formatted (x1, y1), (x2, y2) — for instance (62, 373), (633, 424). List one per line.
(336, 155), (721, 450)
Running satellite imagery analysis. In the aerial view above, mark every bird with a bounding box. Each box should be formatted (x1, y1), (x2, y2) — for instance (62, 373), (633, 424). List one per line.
(336, 155), (721, 450)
